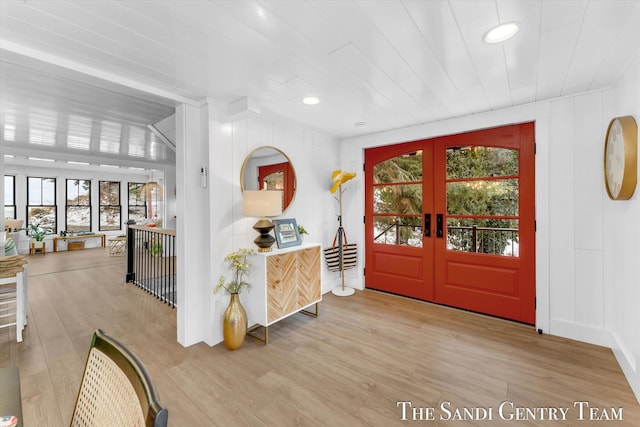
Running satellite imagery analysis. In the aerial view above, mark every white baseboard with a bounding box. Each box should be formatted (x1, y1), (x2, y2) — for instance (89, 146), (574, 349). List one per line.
(612, 331), (637, 372)
(612, 348), (640, 404)
(550, 320), (639, 404)
(612, 333), (640, 404)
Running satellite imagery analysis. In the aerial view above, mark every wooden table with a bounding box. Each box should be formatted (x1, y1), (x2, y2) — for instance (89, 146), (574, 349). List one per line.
(0, 367), (22, 426)
(53, 233), (106, 252)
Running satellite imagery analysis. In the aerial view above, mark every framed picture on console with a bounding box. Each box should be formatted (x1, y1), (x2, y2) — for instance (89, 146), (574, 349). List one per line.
(273, 218), (301, 248)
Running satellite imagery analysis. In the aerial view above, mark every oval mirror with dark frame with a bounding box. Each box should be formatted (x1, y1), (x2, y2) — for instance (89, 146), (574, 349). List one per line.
(241, 146), (296, 212)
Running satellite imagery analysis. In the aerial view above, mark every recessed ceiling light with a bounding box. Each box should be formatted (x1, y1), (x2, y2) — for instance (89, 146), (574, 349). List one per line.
(483, 22), (520, 44)
(354, 121), (367, 128)
(302, 97), (320, 105)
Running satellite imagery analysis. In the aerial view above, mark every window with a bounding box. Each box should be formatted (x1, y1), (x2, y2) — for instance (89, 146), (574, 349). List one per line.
(4, 175), (16, 219)
(27, 177), (57, 232)
(128, 182), (147, 224)
(99, 181), (120, 231)
(66, 179), (91, 233)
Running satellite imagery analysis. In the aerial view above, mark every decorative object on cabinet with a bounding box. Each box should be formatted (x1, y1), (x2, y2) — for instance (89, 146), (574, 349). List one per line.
(243, 190), (283, 252)
(273, 218), (301, 249)
(326, 170), (357, 297)
(215, 248), (255, 350)
(604, 115), (637, 200)
(297, 224), (309, 238)
(244, 244), (321, 344)
(240, 146), (296, 212)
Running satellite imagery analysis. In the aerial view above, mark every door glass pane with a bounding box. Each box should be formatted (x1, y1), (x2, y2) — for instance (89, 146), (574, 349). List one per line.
(263, 171), (284, 190)
(447, 218), (519, 257)
(446, 147), (518, 179)
(373, 216), (422, 247)
(373, 151), (422, 183)
(372, 151), (423, 247)
(446, 179), (518, 216)
(446, 146), (520, 258)
(374, 184), (422, 214)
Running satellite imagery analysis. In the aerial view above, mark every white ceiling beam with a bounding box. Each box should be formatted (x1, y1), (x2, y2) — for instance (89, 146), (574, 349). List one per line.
(2, 142), (174, 169)
(0, 40), (205, 107)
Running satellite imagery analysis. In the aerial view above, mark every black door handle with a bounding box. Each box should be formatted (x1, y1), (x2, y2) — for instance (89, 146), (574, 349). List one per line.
(424, 214), (431, 237)
(436, 214), (444, 238)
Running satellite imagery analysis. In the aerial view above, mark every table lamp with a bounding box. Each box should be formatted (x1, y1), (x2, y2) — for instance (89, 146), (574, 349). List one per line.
(4, 219), (24, 231)
(243, 190), (283, 252)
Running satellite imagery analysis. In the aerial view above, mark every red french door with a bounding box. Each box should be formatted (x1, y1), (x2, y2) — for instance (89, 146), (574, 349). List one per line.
(365, 123), (535, 324)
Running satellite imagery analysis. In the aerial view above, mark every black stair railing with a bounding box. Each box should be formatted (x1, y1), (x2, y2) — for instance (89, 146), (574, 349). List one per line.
(125, 224), (176, 307)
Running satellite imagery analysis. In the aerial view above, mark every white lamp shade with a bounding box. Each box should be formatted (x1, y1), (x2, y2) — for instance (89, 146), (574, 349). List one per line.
(243, 190), (283, 217)
(4, 219), (24, 230)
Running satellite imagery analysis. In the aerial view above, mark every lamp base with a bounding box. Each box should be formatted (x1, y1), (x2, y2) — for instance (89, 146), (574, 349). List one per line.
(253, 217), (276, 252)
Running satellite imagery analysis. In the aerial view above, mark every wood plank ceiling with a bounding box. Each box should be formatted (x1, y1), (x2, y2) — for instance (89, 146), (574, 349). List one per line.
(1, 0), (639, 166)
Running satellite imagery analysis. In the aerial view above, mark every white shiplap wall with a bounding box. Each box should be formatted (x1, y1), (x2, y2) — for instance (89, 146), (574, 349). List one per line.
(547, 92), (610, 344)
(204, 101), (340, 346)
(603, 51), (640, 402)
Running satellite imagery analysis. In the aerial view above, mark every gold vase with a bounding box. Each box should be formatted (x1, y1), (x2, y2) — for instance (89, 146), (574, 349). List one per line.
(223, 293), (247, 350)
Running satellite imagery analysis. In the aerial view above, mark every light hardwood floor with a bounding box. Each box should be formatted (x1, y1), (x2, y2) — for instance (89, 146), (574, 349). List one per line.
(1, 248), (638, 426)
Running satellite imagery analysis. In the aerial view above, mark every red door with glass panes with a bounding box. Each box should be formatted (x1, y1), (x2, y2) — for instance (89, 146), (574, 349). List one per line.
(364, 123), (535, 324)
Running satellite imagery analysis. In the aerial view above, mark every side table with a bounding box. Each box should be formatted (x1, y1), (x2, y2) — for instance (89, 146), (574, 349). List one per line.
(29, 242), (46, 255)
(108, 237), (127, 256)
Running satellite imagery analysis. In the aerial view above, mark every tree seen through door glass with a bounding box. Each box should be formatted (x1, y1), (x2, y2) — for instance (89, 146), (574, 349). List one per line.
(446, 146), (520, 257)
(373, 151), (423, 183)
(446, 146), (518, 178)
(372, 151), (423, 247)
(446, 179), (518, 216)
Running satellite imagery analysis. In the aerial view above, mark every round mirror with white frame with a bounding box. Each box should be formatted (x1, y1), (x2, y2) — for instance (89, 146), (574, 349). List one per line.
(240, 146), (296, 212)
